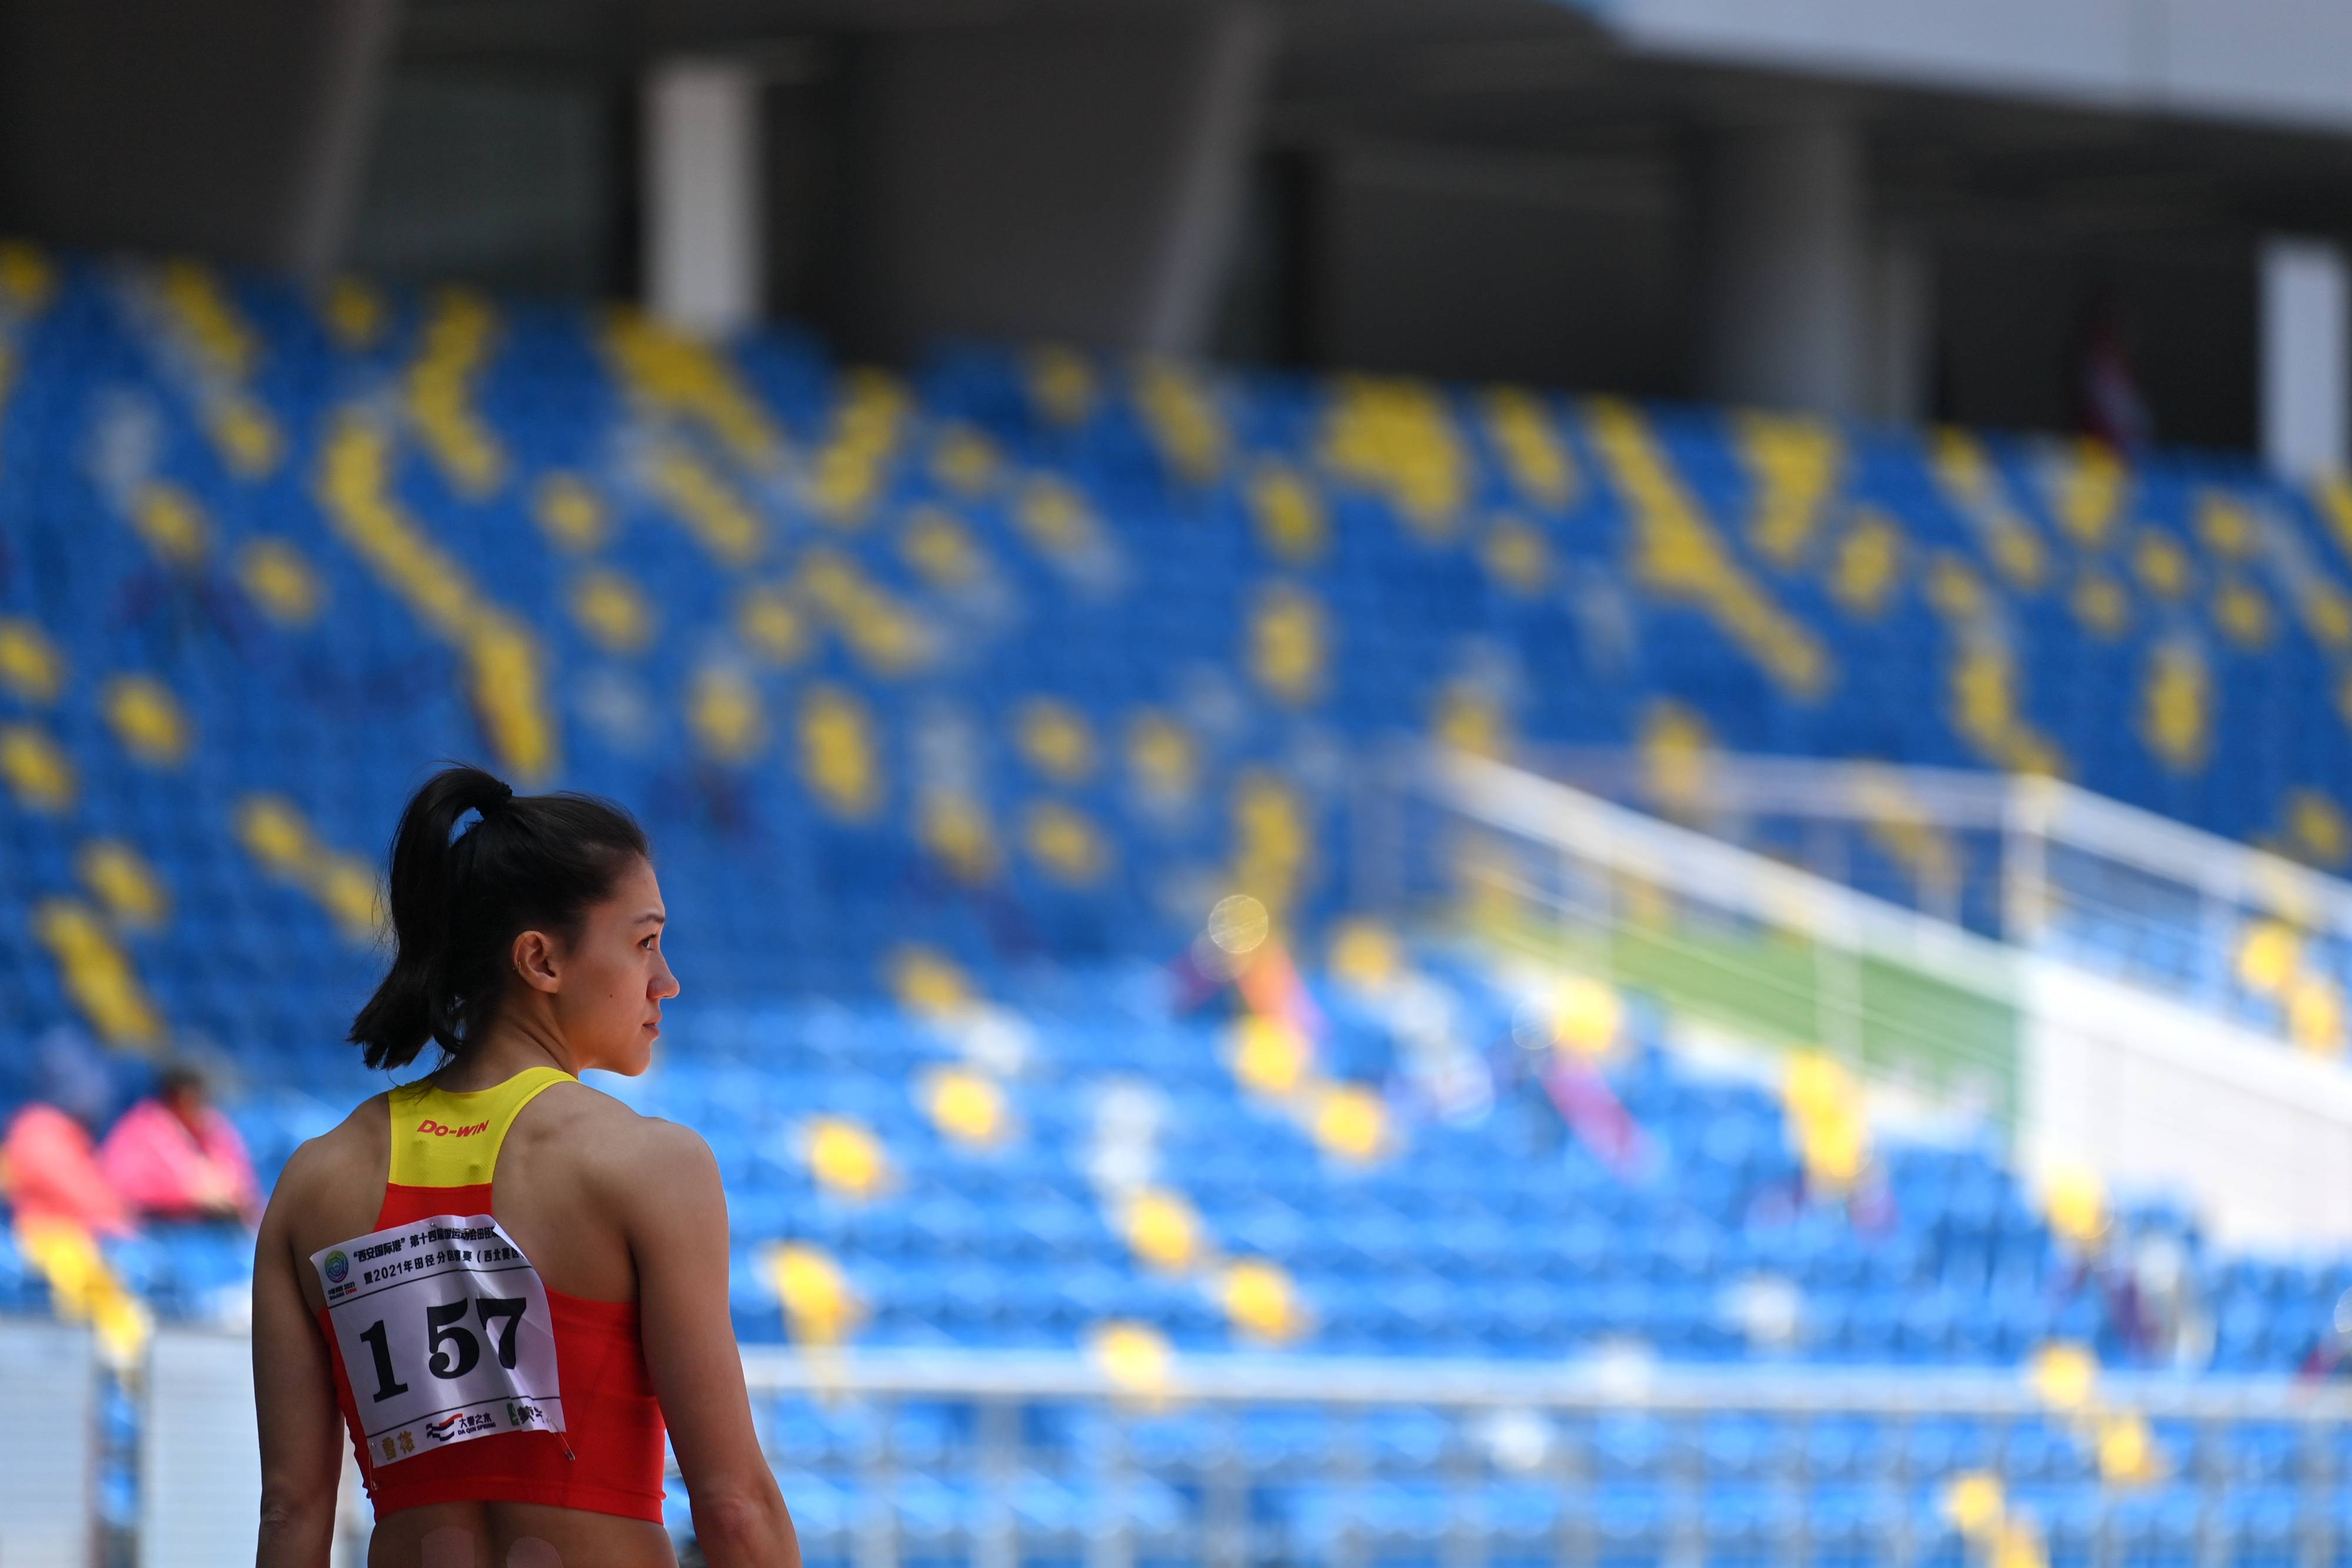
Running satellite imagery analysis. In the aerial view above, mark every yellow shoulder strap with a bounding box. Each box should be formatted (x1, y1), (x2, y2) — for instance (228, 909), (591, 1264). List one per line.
(386, 1066), (574, 1190)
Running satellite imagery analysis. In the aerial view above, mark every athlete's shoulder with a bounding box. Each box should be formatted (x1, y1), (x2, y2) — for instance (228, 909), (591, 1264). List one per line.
(276, 1091), (390, 1193)
(522, 1079), (714, 1174)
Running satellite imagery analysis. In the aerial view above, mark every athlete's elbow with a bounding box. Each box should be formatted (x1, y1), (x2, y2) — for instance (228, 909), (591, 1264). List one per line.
(691, 1485), (799, 1567)
(255, 1487), (333, 1563)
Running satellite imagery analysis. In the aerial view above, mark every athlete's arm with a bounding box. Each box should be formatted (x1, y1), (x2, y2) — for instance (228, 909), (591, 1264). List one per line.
(617, 1119), (799, 1568)
(251, 1144), (343, 1568)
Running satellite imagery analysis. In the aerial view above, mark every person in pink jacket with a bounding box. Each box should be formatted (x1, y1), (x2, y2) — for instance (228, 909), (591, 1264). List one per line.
(98, 1064), (260, 1226)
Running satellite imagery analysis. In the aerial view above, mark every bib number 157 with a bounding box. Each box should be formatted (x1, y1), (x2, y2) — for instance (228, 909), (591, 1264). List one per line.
(355, 1295), (527, 1402)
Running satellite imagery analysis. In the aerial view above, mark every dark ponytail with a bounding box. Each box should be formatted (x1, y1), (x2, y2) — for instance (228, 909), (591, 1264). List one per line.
(350, 764), (650, 1072)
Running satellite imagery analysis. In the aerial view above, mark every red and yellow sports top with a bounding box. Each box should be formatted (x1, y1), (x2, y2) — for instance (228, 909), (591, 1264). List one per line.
(319, 1068), (667, 1522)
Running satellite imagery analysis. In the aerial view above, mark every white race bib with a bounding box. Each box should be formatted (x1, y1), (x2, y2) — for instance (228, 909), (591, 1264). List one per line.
(312, 1214), (566, 1468)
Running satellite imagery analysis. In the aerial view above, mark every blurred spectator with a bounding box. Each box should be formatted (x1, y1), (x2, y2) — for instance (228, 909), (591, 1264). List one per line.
(0, 1029), (133, 1238)
(98, 1063), (260, 1226)
(2076, 287), (2155, 453)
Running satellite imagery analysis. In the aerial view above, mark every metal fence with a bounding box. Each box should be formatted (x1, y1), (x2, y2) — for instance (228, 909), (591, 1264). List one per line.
(61, 1330), (2352, 1567)
(741, 1348), (2352, 1568)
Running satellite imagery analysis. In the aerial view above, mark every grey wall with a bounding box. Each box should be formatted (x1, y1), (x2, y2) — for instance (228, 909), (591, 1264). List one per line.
(1312, 148), (1695, 397)
(835, 8), (1272, 357)
(1935, 235), (2256, 450)
(0, 0), (396, 275)
(346, 71), (629, 297)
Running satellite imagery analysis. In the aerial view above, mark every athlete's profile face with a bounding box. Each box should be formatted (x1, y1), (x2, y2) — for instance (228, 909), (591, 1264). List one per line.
(529, 854), (678, 1075)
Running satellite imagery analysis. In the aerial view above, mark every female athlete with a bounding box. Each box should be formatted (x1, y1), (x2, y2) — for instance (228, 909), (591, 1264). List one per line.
(252, 765), (798, 1567)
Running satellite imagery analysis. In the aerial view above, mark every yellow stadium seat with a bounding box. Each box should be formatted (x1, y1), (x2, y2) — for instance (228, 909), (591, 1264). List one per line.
(2096, 1413), (2162, 1485)
(798, 684), (883, 820)
(1121, 1189), (1202, 1272)
(1552, 975), (1624, 1059)
(1311, 1084), (1387, 1162)
(804, 1117), (890, 1200)
(0, 723), (75, 811)
(901, 507), (986, 587)
(930, 423), (1001, 497)
(1327, 920), (1402, 992)
(1023, 801), (1109, 885)
(0, 617), (63, 703)
(888, 946), (974, 1018)
(687, 664), (764, 764)
(233, 794), (383, 943)
(649, 446), (764, 566)
(1135, 360), (1227, 484)
(2237, 921), (2300, 994)
(1231, 1014), (1311, 1098)
(2069, 569), (2130, 638)
(602, 310), (785, 464)
(76, 840), (168, 930)
(0, 240), (57, 310)
(1017, 698), (1097, 784)
(736, 586), (810, 666)
(15, 1215), (152, 1368)
(1942, 1472), (2006, 1538)
(1220, 1259), (1309, 1343)
(1087, 1319), (1174, 1395)
(32, 898), (161, 1048)
(918, 791), (1001, 884)
(2027, 1341), (2099, 1413)
(1025, 345), (1097, 426)
(322, 277), (386, 350)
(1480, 517), (1551, 594)
(102, 675), (191, 766)
(237, 539), (324, 626)
(131, 483), (210, 566)
(764, 1243), (862, 1346)
(1248, 462), (1328, 564)
(2040, 1166), (2107, 1251)
(2289, 975), (2345, 1056)
(1434, 681), (1508, 759)
(1125, 712), (1198, 807)
(1826, 512), (1905, 621)
(570, 569), (657, 654)
(1482, 386), (1578, 510)
(533, 473), (610, 553)
(1248, 584), (1328, 705)
(2140, 641), (2211, 773)
(2213, 579), (2273, 650)
(2288, 790), (2351, 868)
(921, 1068), (1009, 1148)
(2132, 529), (2193, 601)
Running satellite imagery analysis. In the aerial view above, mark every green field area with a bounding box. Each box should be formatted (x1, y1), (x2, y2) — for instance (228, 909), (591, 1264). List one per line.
(1475, 908), (2023, 1126)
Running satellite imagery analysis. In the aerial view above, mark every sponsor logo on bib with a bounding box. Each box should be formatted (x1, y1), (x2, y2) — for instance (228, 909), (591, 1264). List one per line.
(323, 1250), (349, 1285)
(426, 1411), (497, 1443)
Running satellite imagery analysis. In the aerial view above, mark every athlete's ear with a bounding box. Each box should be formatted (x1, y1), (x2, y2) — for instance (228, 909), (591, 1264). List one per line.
(510, 928), (563, 994)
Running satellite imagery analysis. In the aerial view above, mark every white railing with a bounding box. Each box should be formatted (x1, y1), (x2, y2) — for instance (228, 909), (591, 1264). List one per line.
(1529, 745), (2352, 959)
(0, 1317), (97, 1568)
(114, 1331), (2352, 1568)
(1413, 747), (2352, 1246)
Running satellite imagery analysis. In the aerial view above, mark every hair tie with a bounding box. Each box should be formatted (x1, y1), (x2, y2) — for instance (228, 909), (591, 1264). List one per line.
(480, 780), (515, 816)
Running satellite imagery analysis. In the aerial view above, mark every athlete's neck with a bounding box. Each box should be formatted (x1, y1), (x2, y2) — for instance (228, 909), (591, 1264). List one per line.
(431, 1011), (579, 1092)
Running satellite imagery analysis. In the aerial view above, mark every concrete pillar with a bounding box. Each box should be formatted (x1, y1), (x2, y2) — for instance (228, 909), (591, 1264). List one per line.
(1866, 230), (1933, 426)
(1699, 105), (1869, 419)
(841, 6), (1276, 357)
(2260, 235), (2349, 479)
(644, 59), (766, 336)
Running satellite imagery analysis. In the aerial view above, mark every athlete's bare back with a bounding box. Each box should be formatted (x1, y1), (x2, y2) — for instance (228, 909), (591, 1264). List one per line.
(261, 1078), (689, 1566)
(251, 775), (796, 1568)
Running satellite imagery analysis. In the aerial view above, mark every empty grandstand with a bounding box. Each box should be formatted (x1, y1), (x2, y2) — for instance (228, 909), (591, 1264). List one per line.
(9, 2), (2352, 1566)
